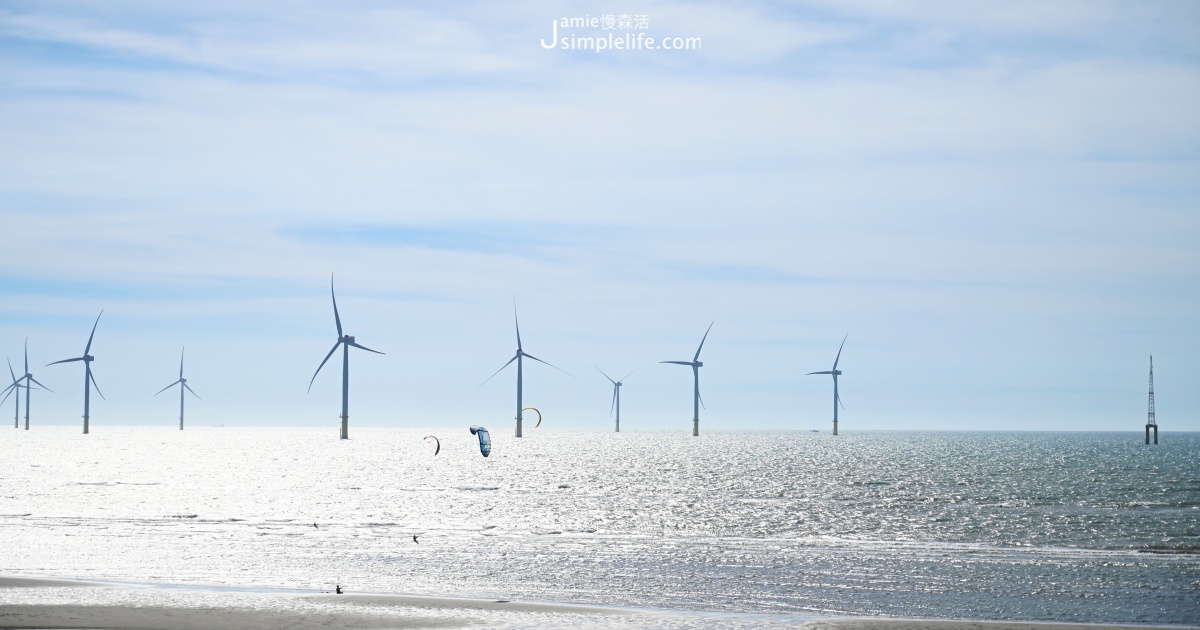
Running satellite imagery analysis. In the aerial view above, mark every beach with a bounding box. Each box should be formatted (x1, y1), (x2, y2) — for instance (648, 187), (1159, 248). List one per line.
(4, 576), (1196, 630)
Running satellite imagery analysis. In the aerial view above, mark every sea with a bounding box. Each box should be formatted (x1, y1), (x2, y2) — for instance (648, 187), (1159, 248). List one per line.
(1, 427), (1197, 626)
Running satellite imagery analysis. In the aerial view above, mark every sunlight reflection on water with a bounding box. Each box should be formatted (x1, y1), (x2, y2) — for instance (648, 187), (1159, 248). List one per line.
(1, 427), (1197, 624)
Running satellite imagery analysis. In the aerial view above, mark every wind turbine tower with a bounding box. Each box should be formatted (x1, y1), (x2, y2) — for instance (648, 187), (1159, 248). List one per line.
(597, 367), (633, 432)
(309, 276), (384, 440)
(808, 334), (847, 436)
(661, 322), (713, 437)
(481, 306), (569, 437)
(47, 311), (104, 434)
(155, 347), (200, 430)
(3, 359), (25, 428)
(1146, 355), (1157, 445)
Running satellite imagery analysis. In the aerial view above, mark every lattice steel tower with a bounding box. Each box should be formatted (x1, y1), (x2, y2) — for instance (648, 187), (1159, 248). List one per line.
(1145, 355), (1158, 445)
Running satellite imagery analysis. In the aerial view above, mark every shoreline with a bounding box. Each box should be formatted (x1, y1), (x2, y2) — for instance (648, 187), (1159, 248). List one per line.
(2, 576), (1196, 630)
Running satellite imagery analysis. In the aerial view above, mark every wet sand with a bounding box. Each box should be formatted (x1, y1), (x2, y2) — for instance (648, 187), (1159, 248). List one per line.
(1, 576), (1194, 630)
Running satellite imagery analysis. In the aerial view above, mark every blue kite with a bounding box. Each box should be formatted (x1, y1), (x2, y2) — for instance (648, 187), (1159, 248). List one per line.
(469, 425), (492, 457)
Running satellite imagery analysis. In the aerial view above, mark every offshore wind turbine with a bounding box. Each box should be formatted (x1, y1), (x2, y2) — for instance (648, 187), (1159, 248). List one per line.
(480, 307), (569, 437)
(808, 334), (847, 436)
(155, 347), (199, 430)
(596, 367), (633, 432)
(3, 358), (26, 428)
(661, 322), (713, 437)
(308, 276), (384, 440)
(47, 311), (104, 434)
(3, 341), (53, 430)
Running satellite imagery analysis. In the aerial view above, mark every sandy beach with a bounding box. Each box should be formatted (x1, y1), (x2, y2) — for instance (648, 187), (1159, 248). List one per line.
(2, 576), (1195, 630)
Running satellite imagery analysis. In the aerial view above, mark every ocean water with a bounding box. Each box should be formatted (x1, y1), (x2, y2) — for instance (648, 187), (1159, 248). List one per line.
(1, 427), (1197, 625)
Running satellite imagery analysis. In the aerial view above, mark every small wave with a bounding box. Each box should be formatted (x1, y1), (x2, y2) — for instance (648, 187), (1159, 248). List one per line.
(169, 514), (198, 519)
(0, 513), (32, 517)
(532, 529), (563, 535)
(456, 486), (500, 492)
(116, 482), (161, 486)
(1138, 545), (1198, 555)
(71, 482), (113, 486)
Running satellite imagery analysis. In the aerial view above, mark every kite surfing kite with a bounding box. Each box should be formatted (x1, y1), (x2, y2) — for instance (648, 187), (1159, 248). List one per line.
(522, 406), (542, 429)
(469, 425), (492, 457)
(423, 435), (440, 456)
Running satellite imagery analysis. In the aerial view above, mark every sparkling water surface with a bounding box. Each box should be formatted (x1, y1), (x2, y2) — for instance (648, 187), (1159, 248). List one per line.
(1, 427), (1197, 625)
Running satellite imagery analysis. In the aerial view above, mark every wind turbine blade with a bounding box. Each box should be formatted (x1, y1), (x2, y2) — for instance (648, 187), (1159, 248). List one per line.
(523, 353), (572, 377)
(179, 346), (185, 379)
(24, 339), (28, 374)
(84, 310), (103, 355)
(308, 341), (342, 392)
(595, 366), (616, 385)
(610, 386), (617, 416)
(0, 387), (13, 405)
(28, 377), (52, 393)
(47, 357), (83, 366)
(154, 380), (182, 397)
(698, 390), (706, 410)
(693, 321), (714, 362)
(478, 354), (518, 389)
(832, 334), (848, 370)
(89, 370), (105, 400)
(7, 358), (15, 383)
(661, 360), (693, 366)
(184, 383), (200, 399)
(346, 341), (384, 355)
(619, 371), (635, 383)
(807, 371), (833, 375)
(330, 275), (343, 337)
(837, 391), (844, 410)
(513, 304), (522, 350)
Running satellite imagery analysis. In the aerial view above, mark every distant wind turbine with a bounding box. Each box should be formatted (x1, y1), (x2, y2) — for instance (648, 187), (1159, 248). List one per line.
(47, 311), (104, 434)
(480, 306), (570, 437)
(3, 357), (21, 427)
(596, 367), (633, 432)
(808, 334), (847, 435)
(155, 347), (200, 430)
(5, 341), (53, 430)
(3, 358), (27, 428)
(661, 322), (713, 437)
(309, 276), (384, 440)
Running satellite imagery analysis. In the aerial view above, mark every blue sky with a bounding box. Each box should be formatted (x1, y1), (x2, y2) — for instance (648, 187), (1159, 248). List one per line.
(1, 1), (1197, 432)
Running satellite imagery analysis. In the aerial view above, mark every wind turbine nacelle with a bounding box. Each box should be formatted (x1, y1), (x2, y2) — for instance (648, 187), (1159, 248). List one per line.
(344, 335), (355, 343)
(83, 355), (94, 362)
(180, 378), (187, 384)
(832, 370), (841, 376)
(694, 361), (703, 368)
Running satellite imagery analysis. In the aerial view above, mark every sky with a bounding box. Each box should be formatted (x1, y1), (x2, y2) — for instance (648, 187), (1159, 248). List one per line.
(1, 1), (1197, 433)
